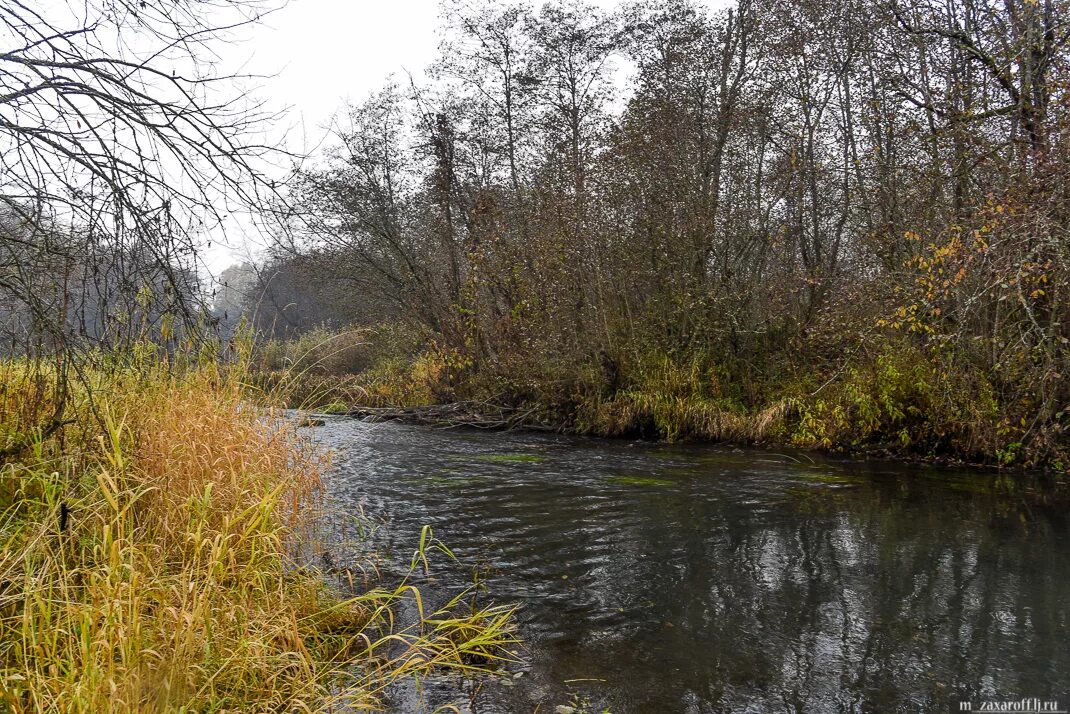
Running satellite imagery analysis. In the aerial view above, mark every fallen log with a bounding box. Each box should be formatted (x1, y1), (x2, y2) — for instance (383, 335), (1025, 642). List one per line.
(347, 401), (556, 432)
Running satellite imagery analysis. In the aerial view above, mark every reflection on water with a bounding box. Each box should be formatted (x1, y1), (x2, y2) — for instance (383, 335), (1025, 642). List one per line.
(312, 418), (1070, 713)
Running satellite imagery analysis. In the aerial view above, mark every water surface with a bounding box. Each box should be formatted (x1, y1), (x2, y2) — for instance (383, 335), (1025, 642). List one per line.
(311, 418), (1070, 713)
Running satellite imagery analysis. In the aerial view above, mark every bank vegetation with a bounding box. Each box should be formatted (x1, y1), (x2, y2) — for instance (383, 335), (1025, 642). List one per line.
(0, 349), (517, 712)
(242, 0), (1070, 470)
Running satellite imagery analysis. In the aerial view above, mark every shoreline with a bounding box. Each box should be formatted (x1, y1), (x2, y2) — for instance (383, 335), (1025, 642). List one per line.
(306, 401), (1062, 477)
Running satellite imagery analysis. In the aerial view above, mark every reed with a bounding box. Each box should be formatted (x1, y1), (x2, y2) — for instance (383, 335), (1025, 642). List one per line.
(0, 349), (517, 712)
(577, 391), (791, 443)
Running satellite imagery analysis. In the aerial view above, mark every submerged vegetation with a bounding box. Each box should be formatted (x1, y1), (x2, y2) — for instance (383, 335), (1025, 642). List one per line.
(0, 351), (517, 712)
(475, 454), (547, 464)
(607, 475), (677, 487)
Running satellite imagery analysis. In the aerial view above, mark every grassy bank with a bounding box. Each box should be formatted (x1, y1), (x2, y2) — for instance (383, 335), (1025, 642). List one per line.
(0, 349), (516, 712)
(255, 326), (1069, 472)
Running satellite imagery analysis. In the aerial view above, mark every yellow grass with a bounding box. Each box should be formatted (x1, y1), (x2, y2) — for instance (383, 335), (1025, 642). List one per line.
(0, 349), (517, 712)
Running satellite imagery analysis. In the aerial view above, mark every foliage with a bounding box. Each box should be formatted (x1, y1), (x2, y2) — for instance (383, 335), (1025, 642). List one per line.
(237, 0), (1070, 469)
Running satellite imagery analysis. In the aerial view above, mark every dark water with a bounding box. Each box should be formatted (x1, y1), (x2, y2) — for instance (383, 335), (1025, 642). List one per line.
(311, 417), (1070, 714)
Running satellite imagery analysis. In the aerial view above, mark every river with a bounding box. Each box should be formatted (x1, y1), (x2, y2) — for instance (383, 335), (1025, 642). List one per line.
(310, 416), (1070, 713)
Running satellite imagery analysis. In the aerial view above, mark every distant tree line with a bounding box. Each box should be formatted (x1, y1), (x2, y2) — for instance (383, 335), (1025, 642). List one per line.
(0, 207), (203, 356)
(0, 0), (280, 353)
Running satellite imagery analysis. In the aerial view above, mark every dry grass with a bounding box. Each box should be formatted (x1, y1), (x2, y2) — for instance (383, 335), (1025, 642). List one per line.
(578, 391), (791, 443)
(0, 350), (517, 712)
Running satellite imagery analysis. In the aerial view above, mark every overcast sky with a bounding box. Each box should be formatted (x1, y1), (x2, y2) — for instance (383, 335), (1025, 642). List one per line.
(207, 0), (731, 272)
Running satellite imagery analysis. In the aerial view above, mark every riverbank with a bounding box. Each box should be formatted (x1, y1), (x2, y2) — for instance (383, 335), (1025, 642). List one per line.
(0, 351), (516, 712)
(255, 328), (1069, 473)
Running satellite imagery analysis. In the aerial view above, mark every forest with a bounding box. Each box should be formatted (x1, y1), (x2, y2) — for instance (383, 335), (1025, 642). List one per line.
(245, 0), (1070, 468)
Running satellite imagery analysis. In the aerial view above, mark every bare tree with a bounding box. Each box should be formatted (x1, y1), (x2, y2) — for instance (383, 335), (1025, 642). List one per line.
(0, 0), (285, 454)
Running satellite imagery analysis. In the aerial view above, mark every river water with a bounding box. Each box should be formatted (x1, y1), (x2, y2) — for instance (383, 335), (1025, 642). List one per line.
(310, 417), (1070, 713)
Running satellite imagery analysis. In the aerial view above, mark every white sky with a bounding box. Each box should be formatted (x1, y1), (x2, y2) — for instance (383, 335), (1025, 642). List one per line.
(205, 0), (731, 273)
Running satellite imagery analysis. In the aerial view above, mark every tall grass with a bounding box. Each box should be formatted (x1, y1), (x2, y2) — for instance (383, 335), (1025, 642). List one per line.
(0, 349), (517, 712)
(578, 391), (791, 443)
(249, 324), (436, 413)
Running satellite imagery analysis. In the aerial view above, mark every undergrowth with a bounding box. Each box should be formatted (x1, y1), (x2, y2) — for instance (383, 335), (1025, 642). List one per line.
(250, 326), (1068, 469)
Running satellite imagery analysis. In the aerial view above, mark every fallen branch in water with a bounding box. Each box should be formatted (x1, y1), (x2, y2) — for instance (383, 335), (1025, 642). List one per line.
(347, 400), (557, 432)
